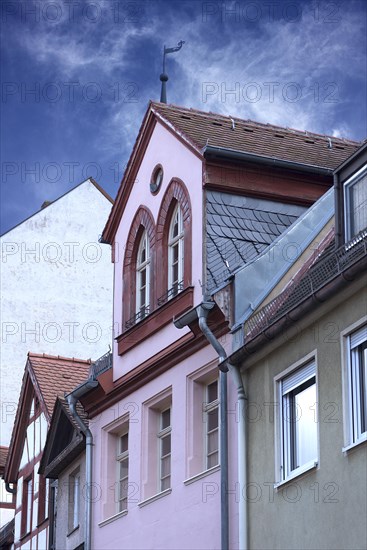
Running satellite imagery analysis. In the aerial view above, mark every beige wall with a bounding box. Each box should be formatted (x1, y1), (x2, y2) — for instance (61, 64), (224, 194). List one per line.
(241, 276), (367, 550)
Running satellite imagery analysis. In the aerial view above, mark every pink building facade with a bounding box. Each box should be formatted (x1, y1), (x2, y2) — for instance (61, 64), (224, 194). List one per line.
(81, 102), (358, 550)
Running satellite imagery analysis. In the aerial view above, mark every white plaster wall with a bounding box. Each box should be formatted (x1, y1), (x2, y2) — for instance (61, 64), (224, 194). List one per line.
(0, 179), (113, 445)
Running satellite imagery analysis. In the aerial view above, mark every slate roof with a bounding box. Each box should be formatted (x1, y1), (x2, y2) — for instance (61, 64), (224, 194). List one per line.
(28, 353), (91, 419)
(152, 102), (360, 169)
(206, 191), (307, 291)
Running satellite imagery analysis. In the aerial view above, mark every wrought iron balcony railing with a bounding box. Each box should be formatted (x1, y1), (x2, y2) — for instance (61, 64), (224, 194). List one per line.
(125, 307), (150, 330)
(157, 281), (184, 306)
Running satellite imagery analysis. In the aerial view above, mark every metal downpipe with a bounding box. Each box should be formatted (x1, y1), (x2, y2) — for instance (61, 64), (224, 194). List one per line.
(67, 380), (98, 550)
(197, 304), (247, 550)
(197, 305), (229, 550)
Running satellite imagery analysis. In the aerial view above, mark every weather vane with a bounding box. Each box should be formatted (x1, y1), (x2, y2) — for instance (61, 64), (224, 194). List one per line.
(160, 41), (185, 103)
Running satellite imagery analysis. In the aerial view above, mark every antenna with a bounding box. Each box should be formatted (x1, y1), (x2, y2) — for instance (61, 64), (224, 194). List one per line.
(160, 41), (185, 103)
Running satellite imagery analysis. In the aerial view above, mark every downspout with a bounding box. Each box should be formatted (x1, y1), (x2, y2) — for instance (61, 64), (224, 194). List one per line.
(5, 483), (16, 494)
(197, 304), (229, 550)
(66, 380), (98, 550)
(175, 303), (247, 550)
(197, 304), (247, 550)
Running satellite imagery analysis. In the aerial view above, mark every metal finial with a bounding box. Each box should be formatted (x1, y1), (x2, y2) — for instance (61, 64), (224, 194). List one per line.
(160, 41), (185, 103)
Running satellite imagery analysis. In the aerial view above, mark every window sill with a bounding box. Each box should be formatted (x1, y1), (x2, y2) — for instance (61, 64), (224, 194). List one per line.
(98, 509), (128, 528)
(274, 460), (318, 489)
(138, 488), (172, 508)
(342, 434), (367, 454)
(183, 465), (220, 486)
(67, 525), (79, 537)
(117, 287), (194, 355)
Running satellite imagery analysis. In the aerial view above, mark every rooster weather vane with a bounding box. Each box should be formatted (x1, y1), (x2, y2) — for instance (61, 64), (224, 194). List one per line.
(160, 41), (185, 103)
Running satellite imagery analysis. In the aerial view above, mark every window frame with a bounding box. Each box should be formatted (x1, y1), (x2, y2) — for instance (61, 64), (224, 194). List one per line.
(116, 430), (129, 513)
(135, 230), (150, 317)
(158, 408), (172, 492)
(168, 203), (184, 297)
(22, 475), (33, 536)
(68, 468), (80, 533)
(343, 165), (367, 241)
(203, 380), (219, 471)
(341, 319), (367, 451)
(274, 353), (319, 484)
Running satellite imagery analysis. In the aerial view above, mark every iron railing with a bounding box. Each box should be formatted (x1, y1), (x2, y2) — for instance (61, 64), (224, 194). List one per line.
(125, 307), (150, 330)
(157, 281), (184, 306)
(89, 350), (113, 379)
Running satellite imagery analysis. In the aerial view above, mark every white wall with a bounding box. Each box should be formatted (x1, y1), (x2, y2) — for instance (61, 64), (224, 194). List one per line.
(0, 179), (113, 446)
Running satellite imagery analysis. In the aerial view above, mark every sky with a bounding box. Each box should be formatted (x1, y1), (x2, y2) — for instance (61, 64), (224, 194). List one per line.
(1, 0), (366, 235)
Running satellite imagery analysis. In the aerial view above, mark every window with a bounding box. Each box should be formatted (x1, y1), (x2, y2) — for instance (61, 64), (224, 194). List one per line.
(276, 360), (318, 482)
(344, 166), (367, 240)
(141, 388), (172, 502)
(344, 324), (367, 446)
(22, 477), (33, 535)
(158, 408), (171, 491)
(101, 415), (131, 521)
(117, 432), (129, 512)
(204, 381), (219, 469)
(136, 231), (150, 318)
(168, 203), (184, 297)
(68, 469), (80, 532)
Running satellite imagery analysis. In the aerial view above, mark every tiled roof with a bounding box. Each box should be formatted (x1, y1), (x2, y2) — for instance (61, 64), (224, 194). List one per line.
(57, 395), (89, 430)
(28, 353), (91, 419)
(206, 191), (307, 291)
(152, 102), (360, 169)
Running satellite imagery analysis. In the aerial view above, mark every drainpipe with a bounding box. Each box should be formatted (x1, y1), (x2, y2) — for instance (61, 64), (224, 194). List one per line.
(66, 380), (98, 550)
(175, 303), (248, 550)
(5, 483), (16, 494)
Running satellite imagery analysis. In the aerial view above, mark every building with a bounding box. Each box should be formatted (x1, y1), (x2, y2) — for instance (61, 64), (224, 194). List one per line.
(223, 142), (367, 549)
(0, 178), (114, 448)
(3, 353), (91, 550)
(73, 102), (359, 550)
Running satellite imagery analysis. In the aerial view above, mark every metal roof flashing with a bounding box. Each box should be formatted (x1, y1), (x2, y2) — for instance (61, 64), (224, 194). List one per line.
(230, 187), (334, 332)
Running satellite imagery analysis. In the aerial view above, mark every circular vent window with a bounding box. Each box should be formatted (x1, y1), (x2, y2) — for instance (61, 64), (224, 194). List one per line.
(150, 165), (163, 194)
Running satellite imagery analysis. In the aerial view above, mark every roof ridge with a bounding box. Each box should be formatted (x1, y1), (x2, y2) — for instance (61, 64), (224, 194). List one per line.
(151, 101), (360, 145)
(27, 352), (91, 364)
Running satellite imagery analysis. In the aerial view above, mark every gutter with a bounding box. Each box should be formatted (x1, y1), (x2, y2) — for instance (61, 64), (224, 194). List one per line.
(5, 482), (16, 494)
(66, 379), (98, 550)
(174, 303), (248, 550)
(203, 145), (334, 176)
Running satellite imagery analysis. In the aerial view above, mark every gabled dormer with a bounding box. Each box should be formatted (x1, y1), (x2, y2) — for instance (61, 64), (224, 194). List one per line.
(334, 141), (367, 247)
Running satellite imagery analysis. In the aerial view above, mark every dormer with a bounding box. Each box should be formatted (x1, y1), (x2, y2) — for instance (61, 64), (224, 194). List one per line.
(334, 141), (367, 247)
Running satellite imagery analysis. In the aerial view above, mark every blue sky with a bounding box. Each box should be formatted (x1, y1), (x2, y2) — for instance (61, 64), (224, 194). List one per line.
(1, 0), (366, 234)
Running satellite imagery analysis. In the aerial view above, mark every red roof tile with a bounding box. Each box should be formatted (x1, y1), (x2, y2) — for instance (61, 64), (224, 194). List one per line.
(151, 102), (360, 169)
(27, 353), (91, 418)
(0, 446), (9, 470)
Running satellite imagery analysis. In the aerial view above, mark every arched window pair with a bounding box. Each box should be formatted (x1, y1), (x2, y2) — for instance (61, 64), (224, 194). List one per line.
(135, 203), (184, 318)
(123, 180), (191, 331)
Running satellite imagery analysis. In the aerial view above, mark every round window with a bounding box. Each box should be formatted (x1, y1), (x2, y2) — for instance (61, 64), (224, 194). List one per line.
(150, 165), (163, 194)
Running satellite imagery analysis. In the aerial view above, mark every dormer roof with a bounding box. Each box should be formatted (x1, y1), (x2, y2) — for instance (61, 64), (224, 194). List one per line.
(102, 102), (360, 245)
(4, 353), (91, 483)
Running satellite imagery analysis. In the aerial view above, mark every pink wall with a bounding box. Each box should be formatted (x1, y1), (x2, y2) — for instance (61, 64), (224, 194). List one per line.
(112, 121), (203, 381)
(91, 345), (239, 550)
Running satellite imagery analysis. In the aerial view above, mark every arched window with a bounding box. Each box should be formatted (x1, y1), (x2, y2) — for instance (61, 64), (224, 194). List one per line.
(168, 203), (184, 296)
(136, 230), (150, 317)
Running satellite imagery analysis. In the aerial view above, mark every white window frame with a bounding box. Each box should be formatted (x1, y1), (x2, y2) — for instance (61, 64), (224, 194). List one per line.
(68, 468), (80, 532)
(158, 408), (171, 492)
(341, 319), (367, 451)
(274, 353), (319, 484)
(344, 165), (367, 241)
(203, 380), (219, 470)
(168, 203), (184, 294)
(117, 430), (129, 513)
(136, 230), (150, 315)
